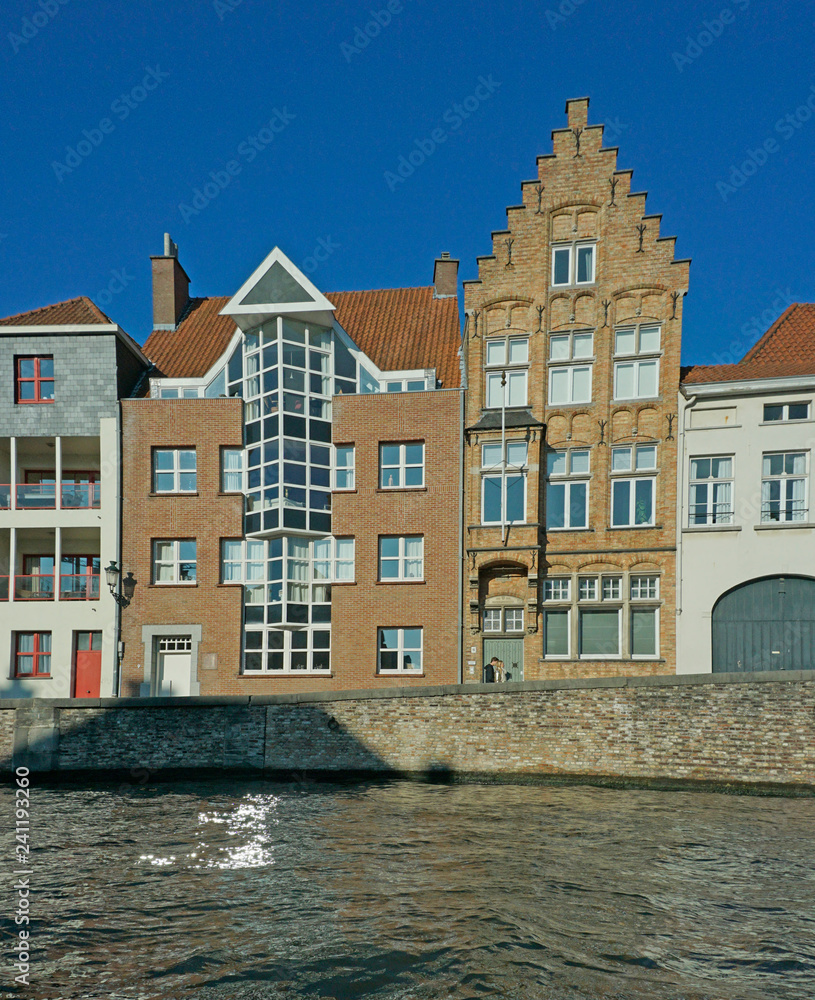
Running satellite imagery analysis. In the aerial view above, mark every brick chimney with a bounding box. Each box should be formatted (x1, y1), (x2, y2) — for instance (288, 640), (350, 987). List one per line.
(433, 251), (459, 298)
(150, 233), (190, 330)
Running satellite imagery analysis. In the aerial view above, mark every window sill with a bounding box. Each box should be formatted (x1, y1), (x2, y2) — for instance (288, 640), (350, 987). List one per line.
(546, 401), (594, 409)
(759, 420), (812, 427)
(754, 522), (814, 530)
(331, 581), (357, 587)
(216, 582), (244, 588)
(546, 527), (594, 533)
(149, 492), (199, 498)
(148, 583), (198, 588)
(15, 400), (55, 405)
(241, 672), (334, 678)
(682, 524), (741, 532)
(376, 580), (426, 586)
(542, 657), (666, 663)
(608, 524), (661, 530)
(13, 674), (52, 679)
(217, 491), (245, 498)
(377, 672), (425, 677)
(332, 488), (358, 494)
(376, 487), (427, 494)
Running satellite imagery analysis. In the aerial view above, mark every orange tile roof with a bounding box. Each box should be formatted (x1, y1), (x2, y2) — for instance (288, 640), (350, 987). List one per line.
(144, 286), (462, 387)
(144, 296), (233, 378)
(329, 286), (461, 388)
(682, 304), (815, 385)
(0, 295), (113, 326)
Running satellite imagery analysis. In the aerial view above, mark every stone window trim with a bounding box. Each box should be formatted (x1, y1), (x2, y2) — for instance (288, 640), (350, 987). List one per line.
(140, 624), (202, 697)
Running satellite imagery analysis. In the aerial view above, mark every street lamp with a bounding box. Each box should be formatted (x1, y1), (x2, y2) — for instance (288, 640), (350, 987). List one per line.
(105, 560), (136, 607)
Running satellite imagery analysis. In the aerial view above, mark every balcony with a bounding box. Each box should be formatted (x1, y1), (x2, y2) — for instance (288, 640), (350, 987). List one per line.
(0, 483), (101, 510)
(0, 574), (100, 601)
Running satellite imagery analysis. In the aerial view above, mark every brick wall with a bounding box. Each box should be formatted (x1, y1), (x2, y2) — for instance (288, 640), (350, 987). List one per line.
(4, 672), (815, 792)
(119, 398), (244, 696)
(462, 97), (689, 679)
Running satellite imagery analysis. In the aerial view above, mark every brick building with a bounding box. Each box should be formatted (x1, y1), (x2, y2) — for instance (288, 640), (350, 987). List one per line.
(0, 297), (148, 698)
(117, 238), (462, 694)
(462, 97), (690, 680)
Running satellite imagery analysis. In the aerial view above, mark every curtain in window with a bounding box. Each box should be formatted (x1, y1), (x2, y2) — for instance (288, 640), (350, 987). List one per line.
(404, 537), (422, 578)
(222, 449), (242, 491)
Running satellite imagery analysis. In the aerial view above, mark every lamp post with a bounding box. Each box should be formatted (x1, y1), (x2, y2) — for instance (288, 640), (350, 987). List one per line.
(105, 560), (136, 608)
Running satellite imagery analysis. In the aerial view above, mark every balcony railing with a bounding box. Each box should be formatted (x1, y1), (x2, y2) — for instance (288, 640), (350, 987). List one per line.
(0, 483), (101, 510)
(60, 574), (100, 600)
(0, 574), (100, 601)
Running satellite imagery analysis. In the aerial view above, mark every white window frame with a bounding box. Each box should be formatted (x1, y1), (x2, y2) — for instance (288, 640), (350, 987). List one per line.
(152, 448), (197, 493)
(613, 324), (661, 357)
(611, 445), (657, 473)
(630, 605), (659, 660)
(484, 336), (530, 368)
(578, 606), (622, 658)
(334, 444), (355, 490)
(504, 608), (524, 632)
(613, 359), (659, 401)
(377, 627), (423, 673)
(546, 449), (591, 530)
(313, 536), (355, 585)
(378, 535), (424, 582)
(543, 607), (570, 658)
(543, 578), (571, 602)
(688, 456), (734, 526)
(482, 608), (502, 633)
(220, 447), (243, 493)
(548, 364), (592, 406)
(243, 627), (332, 674)
(486, 370), (528, 409)
(548, 331), (594, 362)
(152, 539), (197, 585)
(763, 402), (811, 423)
(630, 575), (659, 600)
(551, 242), (596, 287)
(611, 476), (656, 527)
(761, 451), (809, 523)
(481, 441), (528, 526)
(379, 442), (425, 489)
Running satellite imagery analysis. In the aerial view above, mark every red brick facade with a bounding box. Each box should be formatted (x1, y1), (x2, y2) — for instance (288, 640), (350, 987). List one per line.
(119, 398), (244, 697)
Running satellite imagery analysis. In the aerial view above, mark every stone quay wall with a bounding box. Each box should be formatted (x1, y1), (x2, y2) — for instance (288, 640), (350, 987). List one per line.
(2, 672), (814, 793)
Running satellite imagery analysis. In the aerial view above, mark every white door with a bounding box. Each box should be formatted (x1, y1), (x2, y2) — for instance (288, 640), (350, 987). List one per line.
(157, 637), (192, 696)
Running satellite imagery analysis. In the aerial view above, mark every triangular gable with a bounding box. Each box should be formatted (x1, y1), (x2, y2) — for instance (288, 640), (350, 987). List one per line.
(221, 247), (335, 329)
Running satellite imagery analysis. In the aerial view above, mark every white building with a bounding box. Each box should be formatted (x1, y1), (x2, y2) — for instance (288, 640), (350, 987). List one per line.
(0, 298), (148, 698)
(677, 304), (815, 673)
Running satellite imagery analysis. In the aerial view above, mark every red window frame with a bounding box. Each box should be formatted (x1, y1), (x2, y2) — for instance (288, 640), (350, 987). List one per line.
(15, 632), (52, 677)
(16, 356), (55, 404)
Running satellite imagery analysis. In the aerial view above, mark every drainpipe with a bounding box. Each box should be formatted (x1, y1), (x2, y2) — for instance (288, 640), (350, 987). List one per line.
(114, 401), (124, 697)
(676, 392), (697, 626)
(457, 388), (464, 685)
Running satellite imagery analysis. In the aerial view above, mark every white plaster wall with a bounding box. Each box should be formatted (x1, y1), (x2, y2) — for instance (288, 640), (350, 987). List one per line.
(677, 387), (815, 673)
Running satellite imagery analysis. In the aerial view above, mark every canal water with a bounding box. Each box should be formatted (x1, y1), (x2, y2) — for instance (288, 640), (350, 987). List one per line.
(2, 778), (815, 999)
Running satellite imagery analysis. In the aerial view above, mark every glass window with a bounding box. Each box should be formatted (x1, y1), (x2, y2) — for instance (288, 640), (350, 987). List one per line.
(549, 332), (593, 361)
(614, 360), (659, 400)
(153, 539), (196, 584)
(602, 577), (622, 601)
(485, 337), (529, 367)
(379, 442), (424, 489)
(630, 576), (659, 600)
(579, 608), (620, 656)
(152, 449), (196, 493)
(546, 448), (590, 530)
(551, 243), (595, 286)
(15, 632), (52, 676)
(486, 370), (528, 408)
(505, 608), (524, 632)
(689, 456), (733, 525)
(761, 452), (808, 522)
(220, 539), (244, 582)
(578, 577), (597, 601)
(379, 536), (423, 581)
(16, 356), (55, 403)
(549, 365), (592, 405)
(611, 478), (655, 527)
(763, 402), (810, 422)
(378, 627), (422, 672)
(483, 609), (502, 633)
(220, 448), (243, 492)
(631, 608), (657, 657)
(543, 578), (570, 601)
(614, 325), (661, 355)
(544, 609), (569, 657)
(334, 445), (355, 490)
(481, 441), (528, 525)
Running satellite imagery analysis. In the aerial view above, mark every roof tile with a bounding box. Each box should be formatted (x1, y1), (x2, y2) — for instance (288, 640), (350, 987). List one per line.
(0, 296), (113, 326)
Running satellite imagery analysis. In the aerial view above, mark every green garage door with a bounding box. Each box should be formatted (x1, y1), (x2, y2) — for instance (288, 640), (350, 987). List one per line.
(712, 576), (815, 672)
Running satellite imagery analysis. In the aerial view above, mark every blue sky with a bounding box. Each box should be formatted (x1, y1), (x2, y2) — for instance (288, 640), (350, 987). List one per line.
(0, 0), (813, 364)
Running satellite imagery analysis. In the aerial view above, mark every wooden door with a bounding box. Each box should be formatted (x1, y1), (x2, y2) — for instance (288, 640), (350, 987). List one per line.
(73, 631), (102, 697)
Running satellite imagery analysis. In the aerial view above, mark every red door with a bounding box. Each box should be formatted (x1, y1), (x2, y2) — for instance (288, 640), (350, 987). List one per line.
(73, 632), (102, 697)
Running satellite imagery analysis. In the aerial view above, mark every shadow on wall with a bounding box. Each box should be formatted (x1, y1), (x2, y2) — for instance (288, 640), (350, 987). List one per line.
(0, 699), (396, 787)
